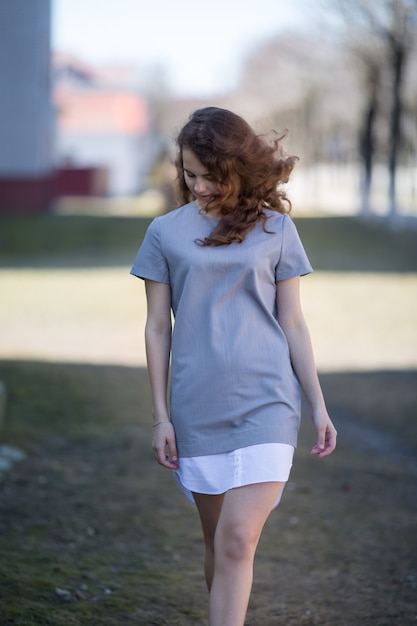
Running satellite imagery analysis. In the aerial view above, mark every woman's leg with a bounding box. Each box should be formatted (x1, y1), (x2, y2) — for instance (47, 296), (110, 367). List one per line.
(192, 491), (224, 590)
(210, 482), (285, 626)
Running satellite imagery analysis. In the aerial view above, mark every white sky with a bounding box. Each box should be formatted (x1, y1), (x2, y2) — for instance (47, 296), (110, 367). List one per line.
(52, 0), (309, 97)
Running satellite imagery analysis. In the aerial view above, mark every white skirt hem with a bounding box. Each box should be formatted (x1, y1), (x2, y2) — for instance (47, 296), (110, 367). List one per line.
(173, 442), (295, 510)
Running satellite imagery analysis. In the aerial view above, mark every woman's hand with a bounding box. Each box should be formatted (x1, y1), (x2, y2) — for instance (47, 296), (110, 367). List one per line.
(310, 408), (337, 458)
(152, 421), (179, 469)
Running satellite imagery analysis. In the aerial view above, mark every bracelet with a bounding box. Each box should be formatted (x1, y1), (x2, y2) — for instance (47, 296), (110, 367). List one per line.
(152, 421), (170, 428)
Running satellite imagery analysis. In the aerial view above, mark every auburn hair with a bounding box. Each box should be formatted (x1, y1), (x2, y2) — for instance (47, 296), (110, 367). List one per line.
(174, 107), (298, 246)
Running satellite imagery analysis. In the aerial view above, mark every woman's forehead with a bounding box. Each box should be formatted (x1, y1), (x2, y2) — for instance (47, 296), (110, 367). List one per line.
(182, 147), (209, 174)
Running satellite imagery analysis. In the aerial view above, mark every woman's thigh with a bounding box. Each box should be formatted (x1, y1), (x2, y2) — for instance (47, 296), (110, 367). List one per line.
(193, 482), (284, 548)
(215, 482), (285, 555)
(193, 492), (225, 544)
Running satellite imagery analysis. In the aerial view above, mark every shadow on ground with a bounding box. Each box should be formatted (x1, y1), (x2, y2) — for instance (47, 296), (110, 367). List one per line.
(0, 360), (416, 625)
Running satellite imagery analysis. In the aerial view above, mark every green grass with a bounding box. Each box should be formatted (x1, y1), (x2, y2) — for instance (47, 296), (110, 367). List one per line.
(0, 215), (152, 267)
(295, 216), (417, 273)
(0, 213), (416, 271)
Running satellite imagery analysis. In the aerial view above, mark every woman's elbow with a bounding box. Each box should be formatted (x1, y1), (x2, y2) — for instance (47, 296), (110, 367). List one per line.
(145, 317), (172, 337)
(278, 311), (305, 332)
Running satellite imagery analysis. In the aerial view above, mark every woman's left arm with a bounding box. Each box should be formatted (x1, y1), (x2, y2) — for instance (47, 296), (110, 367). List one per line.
(276, 276), (337, 457)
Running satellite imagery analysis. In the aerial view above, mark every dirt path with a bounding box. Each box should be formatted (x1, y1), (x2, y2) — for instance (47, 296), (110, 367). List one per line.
(0, 363), (416, 625)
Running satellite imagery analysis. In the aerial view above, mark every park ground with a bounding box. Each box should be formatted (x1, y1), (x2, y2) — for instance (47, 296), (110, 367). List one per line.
(0, 208), (416, 624)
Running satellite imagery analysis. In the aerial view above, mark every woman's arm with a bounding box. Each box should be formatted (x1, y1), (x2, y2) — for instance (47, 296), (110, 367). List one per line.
(144, 279), (178, 469)
(276, 276), (337, 457)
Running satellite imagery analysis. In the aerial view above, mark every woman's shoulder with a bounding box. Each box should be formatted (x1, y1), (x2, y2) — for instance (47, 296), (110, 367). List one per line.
(143, 202), (197, 247)
(261, 209), (292, 235)
(263, 208), (290, 224)
(152, 202), (194, 227)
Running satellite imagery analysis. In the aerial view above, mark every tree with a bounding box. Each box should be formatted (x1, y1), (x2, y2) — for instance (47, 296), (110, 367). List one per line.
(231, 32), (359, 164)
(386, 1), (416, 222)
(359, 60), (380, 216)
(335, 0), (417, 221)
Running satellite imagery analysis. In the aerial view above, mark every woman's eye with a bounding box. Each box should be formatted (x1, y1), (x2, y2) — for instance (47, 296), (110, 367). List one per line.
(185, 171), (195, 178)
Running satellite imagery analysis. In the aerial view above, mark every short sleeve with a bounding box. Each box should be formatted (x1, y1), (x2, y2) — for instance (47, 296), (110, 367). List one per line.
(275, 215), (313, 281)
(130, 218), (170, 284)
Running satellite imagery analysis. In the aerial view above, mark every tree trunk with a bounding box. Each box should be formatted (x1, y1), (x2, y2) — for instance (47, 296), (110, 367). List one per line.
(359, 67), (379, 216)
(388, 40), (405, 224)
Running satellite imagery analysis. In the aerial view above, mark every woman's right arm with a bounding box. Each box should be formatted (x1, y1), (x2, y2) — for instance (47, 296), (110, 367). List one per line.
(144, 279), (178, 469)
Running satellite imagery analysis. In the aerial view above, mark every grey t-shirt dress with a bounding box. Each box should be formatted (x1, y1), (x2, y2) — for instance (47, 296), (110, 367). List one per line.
(131, 202), (313, 459)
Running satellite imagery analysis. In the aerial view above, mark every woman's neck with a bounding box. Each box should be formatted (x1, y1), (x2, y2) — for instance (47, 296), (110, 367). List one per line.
(195, 199), (221, 219)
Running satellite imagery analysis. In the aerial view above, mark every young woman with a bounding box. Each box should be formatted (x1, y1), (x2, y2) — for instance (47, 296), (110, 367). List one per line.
(131, 107), (337, 626)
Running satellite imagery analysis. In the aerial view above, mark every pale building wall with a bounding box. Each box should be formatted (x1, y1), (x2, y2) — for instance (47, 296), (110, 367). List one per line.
(56, 132), (155, 196)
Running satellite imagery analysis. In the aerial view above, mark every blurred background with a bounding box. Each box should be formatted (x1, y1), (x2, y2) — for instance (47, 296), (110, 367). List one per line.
(0, 0), (417, 373)
(1, 0), (417, 217)
(0, 3), (417, 623)
(0, 0), (416, 366)
(0, 0), (416, 370)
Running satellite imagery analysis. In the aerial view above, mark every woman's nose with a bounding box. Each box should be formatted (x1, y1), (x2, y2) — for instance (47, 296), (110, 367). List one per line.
(194, 178), (207, 193)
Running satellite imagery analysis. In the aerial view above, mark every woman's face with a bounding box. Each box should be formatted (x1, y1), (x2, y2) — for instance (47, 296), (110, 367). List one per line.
(182, 147), (219, 211)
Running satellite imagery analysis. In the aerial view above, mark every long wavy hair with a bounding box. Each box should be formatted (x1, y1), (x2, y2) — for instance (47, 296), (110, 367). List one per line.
(175, 107), (298, 246)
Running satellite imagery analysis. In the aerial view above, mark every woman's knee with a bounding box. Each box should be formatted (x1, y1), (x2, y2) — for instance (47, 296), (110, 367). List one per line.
(215, 523), (258, 564)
